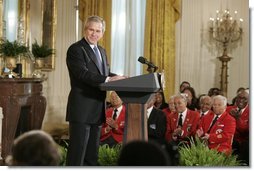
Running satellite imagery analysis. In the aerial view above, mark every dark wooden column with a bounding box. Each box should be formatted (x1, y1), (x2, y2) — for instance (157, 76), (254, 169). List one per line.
(0, 78), (46, 160)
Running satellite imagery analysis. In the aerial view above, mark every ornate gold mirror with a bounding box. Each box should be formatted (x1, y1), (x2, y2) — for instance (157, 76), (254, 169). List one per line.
(0, 0), (56, 74)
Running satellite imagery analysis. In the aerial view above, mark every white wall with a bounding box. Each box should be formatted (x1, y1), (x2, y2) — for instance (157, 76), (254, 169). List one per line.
(41, 0), (75, 131)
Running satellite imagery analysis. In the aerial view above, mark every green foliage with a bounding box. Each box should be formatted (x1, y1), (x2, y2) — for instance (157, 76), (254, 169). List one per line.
(57, 140), (68, 166)
(0, 39), (28, 57)
(98, 144), (122, 166)
(178, 136), (241, 166)
(32, 40), (54, 58)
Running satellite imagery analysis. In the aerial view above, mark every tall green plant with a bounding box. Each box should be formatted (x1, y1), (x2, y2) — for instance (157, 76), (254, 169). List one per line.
(178, 136), (241, 166)
(98, 144), (122, 166)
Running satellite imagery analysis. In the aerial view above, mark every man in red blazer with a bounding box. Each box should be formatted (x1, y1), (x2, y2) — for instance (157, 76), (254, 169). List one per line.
(227, 90), (249, 165)
(166, 94), (199, 143)
(197, 95), (236, 155)
(100, 91), (125, 147)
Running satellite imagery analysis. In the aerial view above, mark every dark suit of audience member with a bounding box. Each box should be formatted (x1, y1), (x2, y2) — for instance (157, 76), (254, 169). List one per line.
(100, 91), (125, 147)
(147, 106), (167, 145)
(66, 16), (125, 166)
(197, 95), (236, 155)
(227, 90), (249, 165)
(146, 94), (167, 145)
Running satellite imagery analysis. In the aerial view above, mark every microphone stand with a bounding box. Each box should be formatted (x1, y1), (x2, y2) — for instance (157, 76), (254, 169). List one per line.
(146, 66), (158, 73)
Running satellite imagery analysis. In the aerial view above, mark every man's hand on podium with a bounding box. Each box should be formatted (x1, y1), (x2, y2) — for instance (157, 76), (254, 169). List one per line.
(108, 75), (128, 82)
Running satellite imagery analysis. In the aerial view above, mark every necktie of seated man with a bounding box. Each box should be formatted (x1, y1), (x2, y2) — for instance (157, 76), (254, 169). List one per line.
(207, 115), (219, 133)
(93, 46), (103, 74)
(178, 113), (183, 127)
(113, 109), (118, 120)
(201, 112), (205, 117)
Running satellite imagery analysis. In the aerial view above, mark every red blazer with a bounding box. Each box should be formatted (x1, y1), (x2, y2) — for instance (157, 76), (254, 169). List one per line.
(226, 105), (249, 143)
(198, 110), (213, 128)
(198, 111), (236, 154)
(100, 105), (126, 143)
(166, 109), (199, 142)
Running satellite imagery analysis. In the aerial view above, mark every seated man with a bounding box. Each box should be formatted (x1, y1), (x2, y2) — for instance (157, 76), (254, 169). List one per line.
(100, 91), (125, 147)
(147, 93), (167, 145)
(166, 94), (199, 143)
(227, 90), (249, 165)
(197, 95), (236, 155)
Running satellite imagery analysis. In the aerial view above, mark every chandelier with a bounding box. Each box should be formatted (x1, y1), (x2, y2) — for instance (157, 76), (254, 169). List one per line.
(209, 9), (243, 55)
(208, 9), (243, 97)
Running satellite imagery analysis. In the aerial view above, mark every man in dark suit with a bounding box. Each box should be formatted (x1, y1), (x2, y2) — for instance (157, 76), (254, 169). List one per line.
(66, 15), (125, 166)
(147, 94), (167, 145)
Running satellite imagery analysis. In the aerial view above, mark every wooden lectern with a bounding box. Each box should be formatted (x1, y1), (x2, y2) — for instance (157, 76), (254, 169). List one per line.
(0, 78), (46, 161)
(100, 73), (161, 144)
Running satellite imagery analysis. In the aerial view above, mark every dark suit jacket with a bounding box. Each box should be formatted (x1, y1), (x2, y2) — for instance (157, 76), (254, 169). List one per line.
(148, 107), (167, 145)
(66, 38), (116, 124)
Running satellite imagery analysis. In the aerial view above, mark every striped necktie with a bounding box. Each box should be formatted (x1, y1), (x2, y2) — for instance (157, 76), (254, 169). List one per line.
(93, 46), (103, 74)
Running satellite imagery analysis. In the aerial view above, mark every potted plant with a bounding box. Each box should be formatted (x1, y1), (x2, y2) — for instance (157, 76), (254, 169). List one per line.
(178, 136), (242, 166)
(32, 40), (55, 68)
(98, 144), (122, 166)
(0, 39), (28, 76)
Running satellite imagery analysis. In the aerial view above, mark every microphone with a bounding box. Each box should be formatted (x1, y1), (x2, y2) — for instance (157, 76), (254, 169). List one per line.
(138, 56), (157, 69)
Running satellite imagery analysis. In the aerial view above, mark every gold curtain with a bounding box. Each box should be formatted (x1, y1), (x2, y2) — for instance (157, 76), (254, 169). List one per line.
(79, 0), (112, 62)
(144, 0), (181, 101)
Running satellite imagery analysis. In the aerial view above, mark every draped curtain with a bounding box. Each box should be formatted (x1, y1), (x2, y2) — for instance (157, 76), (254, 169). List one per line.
(79, 0), (112, 60)
(144, 0), (181, 101)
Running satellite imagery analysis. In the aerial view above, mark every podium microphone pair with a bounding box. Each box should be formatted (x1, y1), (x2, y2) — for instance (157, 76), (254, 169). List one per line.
(138, 56), (158, 72)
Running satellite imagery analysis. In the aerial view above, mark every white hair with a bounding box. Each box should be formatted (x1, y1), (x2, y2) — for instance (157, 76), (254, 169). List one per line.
(212, 95), (227, 106)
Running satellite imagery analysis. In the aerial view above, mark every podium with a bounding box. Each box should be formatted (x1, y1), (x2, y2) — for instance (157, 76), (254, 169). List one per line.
(100, 73), (160, 144)
(0, 78), (46, 161)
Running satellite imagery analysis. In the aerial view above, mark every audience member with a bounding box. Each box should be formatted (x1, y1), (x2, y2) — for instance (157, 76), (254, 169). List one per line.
(197, 93), (206, 110)
(199, 95), (213, 118)
(208, 87), (221, 97)
(196, 95), (236, 155)
(6, 130), (61, 166)
(117, 140), (171, 166)
(100, 91), (125, 147)
(146, 94), (167, 145)
(166, 94), (199, 144)
(163, 95), (176, 116)
(182, 86), (199, 111)
(227, 90), (249, 165)
(179, 81), (190, 93)
(154, 90), (168, 110)
(163, 95), (176, 141)
(230, 87), (245, 106)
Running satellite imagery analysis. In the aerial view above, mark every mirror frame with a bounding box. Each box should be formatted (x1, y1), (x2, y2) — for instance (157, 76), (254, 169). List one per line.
(0, 0), (57, 71)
